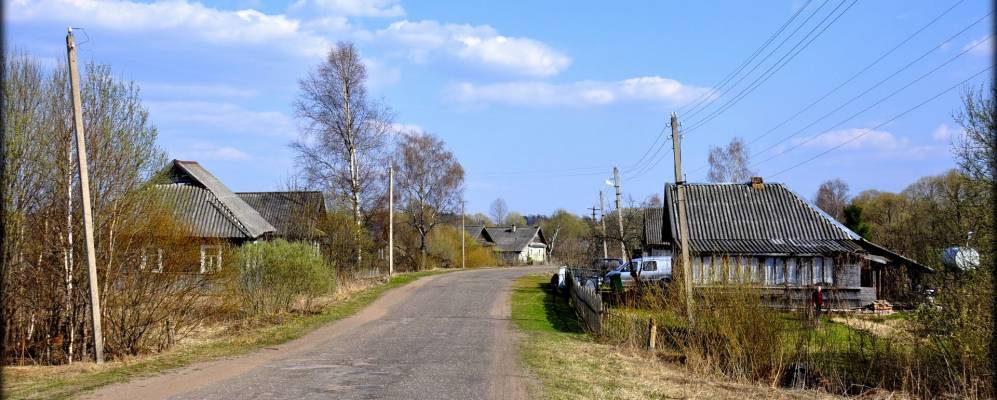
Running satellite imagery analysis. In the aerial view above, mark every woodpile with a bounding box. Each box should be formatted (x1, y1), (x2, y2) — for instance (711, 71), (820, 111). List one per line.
(871, 300), (893, 313)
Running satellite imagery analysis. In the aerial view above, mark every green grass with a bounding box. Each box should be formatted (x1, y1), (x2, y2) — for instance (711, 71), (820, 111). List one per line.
(2, 270), (447, 400)
(510, 274), (820, 400)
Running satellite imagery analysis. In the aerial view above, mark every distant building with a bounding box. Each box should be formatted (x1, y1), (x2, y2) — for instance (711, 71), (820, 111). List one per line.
(651, 178), (931, 309)
(465, 225), (549, 264)
(154, 160), (326, 273)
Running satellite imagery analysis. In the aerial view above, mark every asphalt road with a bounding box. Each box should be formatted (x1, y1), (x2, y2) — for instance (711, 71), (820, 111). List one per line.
(84, 266), (550, 400)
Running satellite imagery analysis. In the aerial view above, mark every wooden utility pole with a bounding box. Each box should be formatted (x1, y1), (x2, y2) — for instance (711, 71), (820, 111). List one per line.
(612, 167), (627, 261)
(671, 112), (694, 323)
(599, 191), (608, 258)
(388, 165), (394, 276)
(461, 198), (466, 269)
(67, 28), (104, 363)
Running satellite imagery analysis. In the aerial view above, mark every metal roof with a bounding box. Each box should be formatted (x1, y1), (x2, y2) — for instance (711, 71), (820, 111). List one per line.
(236, 191), (326, 240)
(643, 208), (667, 245)
(662, 182), (862, 255)
(482, 225), (546, 253)
(157, 184), (255, 239)
(463, 225), (486, 242)
(171, 160), (275, 238)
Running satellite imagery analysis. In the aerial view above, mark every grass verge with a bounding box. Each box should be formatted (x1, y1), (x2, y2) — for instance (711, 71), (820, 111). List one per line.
(2, 270), (447, 400)
(510, 274), (840, 400)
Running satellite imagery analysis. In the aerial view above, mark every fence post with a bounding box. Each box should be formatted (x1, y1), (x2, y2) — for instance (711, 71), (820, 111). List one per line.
(648, 318), (656, 352)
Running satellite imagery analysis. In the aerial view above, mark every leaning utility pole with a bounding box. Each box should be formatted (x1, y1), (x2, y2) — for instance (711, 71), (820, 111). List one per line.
(671, 113), (694, 323)
(599, 191), (608, 258)
(388, 165), (394, 276)
(67, 28), (104, 363)
(612, 167), (627, 261)
(460, 198), (466, 269)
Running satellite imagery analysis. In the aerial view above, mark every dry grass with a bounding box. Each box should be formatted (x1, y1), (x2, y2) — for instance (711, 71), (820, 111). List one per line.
(512, 274), (857, 400)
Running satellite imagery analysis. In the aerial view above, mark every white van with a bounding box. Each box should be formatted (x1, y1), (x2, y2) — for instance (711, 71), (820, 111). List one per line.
(604, 256), (673, 288)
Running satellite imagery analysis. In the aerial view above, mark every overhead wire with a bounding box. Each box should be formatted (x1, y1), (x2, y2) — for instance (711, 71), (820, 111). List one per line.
(767, 66), (992, 178)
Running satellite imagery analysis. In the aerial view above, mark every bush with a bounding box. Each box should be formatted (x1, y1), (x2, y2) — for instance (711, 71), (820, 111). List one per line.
(426, 225), (497, 268)
(231, 240), (332, 316)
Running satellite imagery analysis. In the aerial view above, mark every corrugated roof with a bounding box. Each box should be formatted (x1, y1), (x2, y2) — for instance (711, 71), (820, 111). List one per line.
(236, 191), (326, 239)
(464, 225), (486, 242)
(663, 182), (862, 254)
(172, 160), (275, 238)
(157, 184), (254, 239)
(644, 208), (666, 245)
(483, 225), (546, 253)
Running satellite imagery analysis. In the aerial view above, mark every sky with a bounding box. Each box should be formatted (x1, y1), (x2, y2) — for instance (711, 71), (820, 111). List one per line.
(6, 0), (994, 217)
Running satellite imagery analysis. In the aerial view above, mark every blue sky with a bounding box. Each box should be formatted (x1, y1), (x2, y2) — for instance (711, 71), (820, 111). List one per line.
(7, 0), (993, 217)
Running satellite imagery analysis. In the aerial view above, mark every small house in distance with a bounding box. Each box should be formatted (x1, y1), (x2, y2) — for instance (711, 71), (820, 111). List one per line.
(656, 178), (931, 309)
(465, 225), (549, 264)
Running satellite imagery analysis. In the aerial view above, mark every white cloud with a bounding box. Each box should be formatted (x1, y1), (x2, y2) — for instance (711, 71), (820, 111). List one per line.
(447, 76), (710, 108)
(964, 35), (994, 57)
(931, 124), (962, 142)
(291, 0), (404, 17)
(140, 82), (258, 99)
(176, 141), (252, 161)
(793, 128), (909, 151)
(374, 20), (571, 77)
(147, 101), (296, 137)
(8, 0), (331, 57)
(390, 122), (424, 137)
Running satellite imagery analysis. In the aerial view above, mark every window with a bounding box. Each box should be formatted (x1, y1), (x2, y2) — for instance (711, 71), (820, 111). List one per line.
(764, 258), (775, 285)
(750, 258), (761, 283)
(692, 257), (702, 284)
(787, 258), (799, 285)
(775, 258), (785, 284)
(703, 257), (713, 284)
(823, 257), (834, 285)
(200, 245), (222, 273)
(140, 249), (148, 270)
(642, 261), (657, 272)
(860, 265), (873, 287)
(154, 249), (163, 273)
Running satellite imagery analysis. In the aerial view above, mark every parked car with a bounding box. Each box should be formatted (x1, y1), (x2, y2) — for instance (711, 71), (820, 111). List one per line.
(604, 256), (672, 289)
(591, 258), (624, 275)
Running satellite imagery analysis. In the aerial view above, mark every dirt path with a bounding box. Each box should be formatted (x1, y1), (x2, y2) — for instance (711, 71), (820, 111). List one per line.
(83, 266), (549, 400)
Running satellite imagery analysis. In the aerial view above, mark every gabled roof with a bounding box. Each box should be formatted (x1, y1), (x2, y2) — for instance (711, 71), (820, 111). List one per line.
(155, 160), (275, 240)
(662, 182), (863, 254)
(464, 225), (489, 243)
(483, 225), (546, 253)
(236, 191), (326, 239)
(660, 181), (931, 272)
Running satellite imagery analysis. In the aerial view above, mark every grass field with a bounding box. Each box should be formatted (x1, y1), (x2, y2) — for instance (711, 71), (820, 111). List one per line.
(510, 274), (841, 400)
(2, 270), (446, 400)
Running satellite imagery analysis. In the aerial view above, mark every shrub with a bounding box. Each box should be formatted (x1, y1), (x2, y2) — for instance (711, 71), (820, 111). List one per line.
(426, 225), (497, 268)
(231, 240), (332, 316)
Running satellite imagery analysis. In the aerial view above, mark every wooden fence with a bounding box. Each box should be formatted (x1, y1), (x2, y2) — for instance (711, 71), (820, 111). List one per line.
(567, 268), (603, 333)
(567, 268), (664, 352)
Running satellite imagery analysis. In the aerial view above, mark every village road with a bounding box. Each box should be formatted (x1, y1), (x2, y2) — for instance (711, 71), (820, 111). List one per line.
(84, 266), (550, 400)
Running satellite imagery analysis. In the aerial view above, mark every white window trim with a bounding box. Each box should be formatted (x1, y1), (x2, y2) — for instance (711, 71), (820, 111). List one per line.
(200, 245), (222, 274)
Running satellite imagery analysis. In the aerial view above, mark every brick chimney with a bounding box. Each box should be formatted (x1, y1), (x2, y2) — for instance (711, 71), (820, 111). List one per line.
(751, 176), (764, 189)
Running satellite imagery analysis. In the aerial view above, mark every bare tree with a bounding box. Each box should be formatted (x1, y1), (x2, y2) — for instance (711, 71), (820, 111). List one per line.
(953, 85), (995, 184)
(489, 198), (508, 225)
(814, 178), (849, 222)
(395, 133), (464, 270)
(292, 41), (391, 265)
(707, 137), (755, 183)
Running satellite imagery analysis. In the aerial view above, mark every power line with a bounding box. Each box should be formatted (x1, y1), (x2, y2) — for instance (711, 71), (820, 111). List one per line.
(744, 0), (967, 148)
(676, 0), (817, 116)
(628, 0), (853, 181)
(685, 5), (984, 177)
(768, 66), (992, 178)
(683, 0), (836, 120)
(750, 31), (993, 168)
(682, 0), (858, 133)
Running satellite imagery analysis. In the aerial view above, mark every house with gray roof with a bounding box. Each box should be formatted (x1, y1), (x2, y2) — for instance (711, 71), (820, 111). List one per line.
(154, 160), (327, 273)
(482, 225), (548, 264)
(656, 178), (931, 309)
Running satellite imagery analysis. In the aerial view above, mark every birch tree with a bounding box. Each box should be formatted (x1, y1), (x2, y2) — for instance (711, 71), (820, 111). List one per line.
(707, 137), (755, 183)
(395, 133), (464, 270)
(292, 41), (391, 265)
